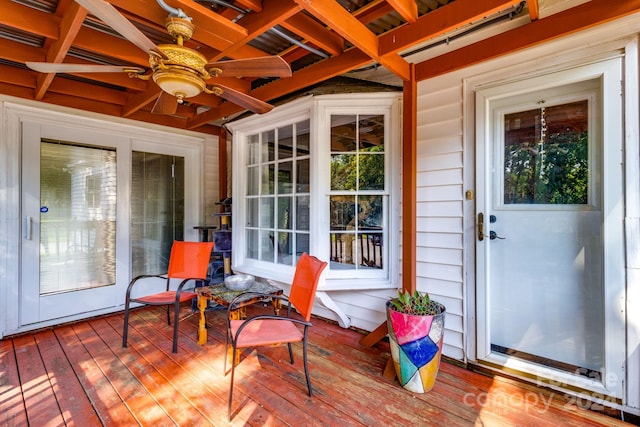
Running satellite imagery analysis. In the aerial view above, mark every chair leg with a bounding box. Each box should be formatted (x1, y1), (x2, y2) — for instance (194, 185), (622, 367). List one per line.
(302, 338), (312, 397)
(287, 343), (294, 364)
(172, 302), (181, 353)
(228, 344), (237, 420)
(122, 300), (130, 348)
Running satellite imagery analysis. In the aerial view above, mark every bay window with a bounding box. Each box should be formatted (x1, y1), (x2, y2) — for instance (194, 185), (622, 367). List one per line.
(230, 94), (400, 290)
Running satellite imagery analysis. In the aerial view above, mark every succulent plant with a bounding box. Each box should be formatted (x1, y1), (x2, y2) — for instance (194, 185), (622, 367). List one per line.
(389, 290), (443, 315)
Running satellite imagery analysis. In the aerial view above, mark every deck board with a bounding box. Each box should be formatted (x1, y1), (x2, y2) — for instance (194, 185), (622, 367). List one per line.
(0, 305), (635, 426)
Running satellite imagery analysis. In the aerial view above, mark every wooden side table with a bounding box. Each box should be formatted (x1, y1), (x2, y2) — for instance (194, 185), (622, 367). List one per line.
(195, 281), (284, 345)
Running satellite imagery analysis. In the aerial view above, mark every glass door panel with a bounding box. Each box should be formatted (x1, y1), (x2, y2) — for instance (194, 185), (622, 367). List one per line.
(40, 140), (117, 294)
(130, 151), (185, 277)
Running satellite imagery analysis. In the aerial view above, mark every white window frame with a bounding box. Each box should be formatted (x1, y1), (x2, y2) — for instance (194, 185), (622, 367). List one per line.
(229, 93), (401, 290)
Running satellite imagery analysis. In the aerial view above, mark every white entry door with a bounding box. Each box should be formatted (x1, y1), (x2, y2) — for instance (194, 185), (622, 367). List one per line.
(475, 60), (625, 398)
(20, 122), (121, 325)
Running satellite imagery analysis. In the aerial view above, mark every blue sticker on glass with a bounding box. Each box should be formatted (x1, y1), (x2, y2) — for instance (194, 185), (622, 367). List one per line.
(40, 206), (49, 213)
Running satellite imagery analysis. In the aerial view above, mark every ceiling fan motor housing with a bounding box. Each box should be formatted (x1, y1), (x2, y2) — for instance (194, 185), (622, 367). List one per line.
(150, 17), (212, 101)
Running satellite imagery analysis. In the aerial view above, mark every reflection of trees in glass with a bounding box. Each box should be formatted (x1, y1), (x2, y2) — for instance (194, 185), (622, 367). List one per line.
(504, 101), (589, 205)
(331, 154), (356, 191)
(331, 146), (384, 191)
(505, 133), (588, 204)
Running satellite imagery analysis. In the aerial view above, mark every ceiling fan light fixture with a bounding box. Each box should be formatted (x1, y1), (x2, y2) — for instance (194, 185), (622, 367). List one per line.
(153, 67), (206, 98)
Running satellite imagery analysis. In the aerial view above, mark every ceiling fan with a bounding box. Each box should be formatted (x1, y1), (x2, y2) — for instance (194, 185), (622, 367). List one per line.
(26, 0), (292, 115)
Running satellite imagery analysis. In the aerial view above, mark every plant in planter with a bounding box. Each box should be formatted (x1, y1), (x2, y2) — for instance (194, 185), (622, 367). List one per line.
(386, 290), (446, 393)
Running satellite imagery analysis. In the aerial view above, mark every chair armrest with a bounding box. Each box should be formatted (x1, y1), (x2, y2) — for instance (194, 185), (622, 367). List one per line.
(125, 274), (167, 296)
(232, 313), (312, 338)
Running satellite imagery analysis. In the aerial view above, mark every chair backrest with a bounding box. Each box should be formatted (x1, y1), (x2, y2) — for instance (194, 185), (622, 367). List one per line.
(289, 253), (328, 321)
(167, 241), (214, 279)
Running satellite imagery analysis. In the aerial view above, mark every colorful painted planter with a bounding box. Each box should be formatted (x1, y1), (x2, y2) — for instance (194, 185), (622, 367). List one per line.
(386, 300), (446, 393)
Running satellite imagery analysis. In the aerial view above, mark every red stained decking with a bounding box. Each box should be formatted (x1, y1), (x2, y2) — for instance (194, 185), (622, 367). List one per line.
(0, 304), (635, 426)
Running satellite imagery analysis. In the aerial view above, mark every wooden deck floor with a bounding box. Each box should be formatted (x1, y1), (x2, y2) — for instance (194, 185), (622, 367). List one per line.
(1, 304), (635, 426)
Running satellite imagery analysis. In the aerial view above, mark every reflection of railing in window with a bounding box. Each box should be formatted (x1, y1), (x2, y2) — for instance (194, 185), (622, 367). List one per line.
(360, 233), (382, 268)
(330, 231), (382, 269)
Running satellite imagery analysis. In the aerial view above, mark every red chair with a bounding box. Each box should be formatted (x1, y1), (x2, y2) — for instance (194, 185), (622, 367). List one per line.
(122, 240), (214, 353)
(225, 253), (327, 419)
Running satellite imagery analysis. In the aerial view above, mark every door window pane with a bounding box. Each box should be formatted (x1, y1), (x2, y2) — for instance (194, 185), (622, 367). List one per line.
(40, 140), (117, 294)
(131, 151), (184, 276)
(504, 100), (589, 204)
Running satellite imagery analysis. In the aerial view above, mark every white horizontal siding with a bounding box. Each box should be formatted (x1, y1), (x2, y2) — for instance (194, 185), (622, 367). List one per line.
(416, 76), (466, 361)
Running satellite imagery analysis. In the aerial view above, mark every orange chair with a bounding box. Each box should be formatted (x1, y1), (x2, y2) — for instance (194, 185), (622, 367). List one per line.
(225, 253), (327, 419)
(123, 240), (214, 353)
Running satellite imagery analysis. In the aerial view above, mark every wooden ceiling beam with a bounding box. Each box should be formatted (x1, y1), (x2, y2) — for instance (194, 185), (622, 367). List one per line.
(292, 0), (410, 80)
(214, 0), (301, 59)
(47, 77), (128, 105)
(415, 0), (640, 81)
(170, 0), (248, 42)
(0, 1), (60, 39)
(122, 86), (162, 117)
(108, 0), (247, 47)
(74, 27), (149, 66)
(35, 0), (88, 100)
(0, 39), (45, 64)
(187, 47), (373, 129)
(386, 0), (418, 23)
(353, 0), (394, 24)
(379, 0), (523, 56)
(281, 12), (344, 56)
(235, 0), (263, 13)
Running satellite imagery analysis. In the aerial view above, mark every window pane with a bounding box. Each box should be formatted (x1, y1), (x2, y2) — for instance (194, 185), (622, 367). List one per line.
(278, 125), (293, 160)
(331, 153), (356, 191)
(260, 230), (274, 262)
(248, 134), (259, 165)
(261, 130), (275, 162)
(296, 196), (310, 230)
(504, 100), (589, 204)
(331, 115), (357, 152)
(358, 153), (384, 190)
(296, 234), (309, 258)
(277, 196), (292, 230)
(244, 118), (312, 269)
(297, 120), (310, 156)
(260, 197), (274, 228)
(247, 166), (259, 196)
(297, 158), (310, 193)
(358, 233), (383, 269)
(261, 164), (274, 194)
(359, 114), (384, 151)
(330, 233), (355, 269)
(246, 229), (258, 259)
(277, 231), (292, 265)
(358, 195), (383, 229)
(278, 161), (293, 194)
(330, 195), (355, 230)
(246, 198), (258, 227)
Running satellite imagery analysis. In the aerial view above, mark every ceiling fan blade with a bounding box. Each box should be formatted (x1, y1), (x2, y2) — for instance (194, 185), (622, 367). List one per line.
(26, 62), (145, 74)
(152, 91), (178, 115)
(207, 56), (292, 78)
(74, 0), (167, 59)
(214, 83), (274, 114)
